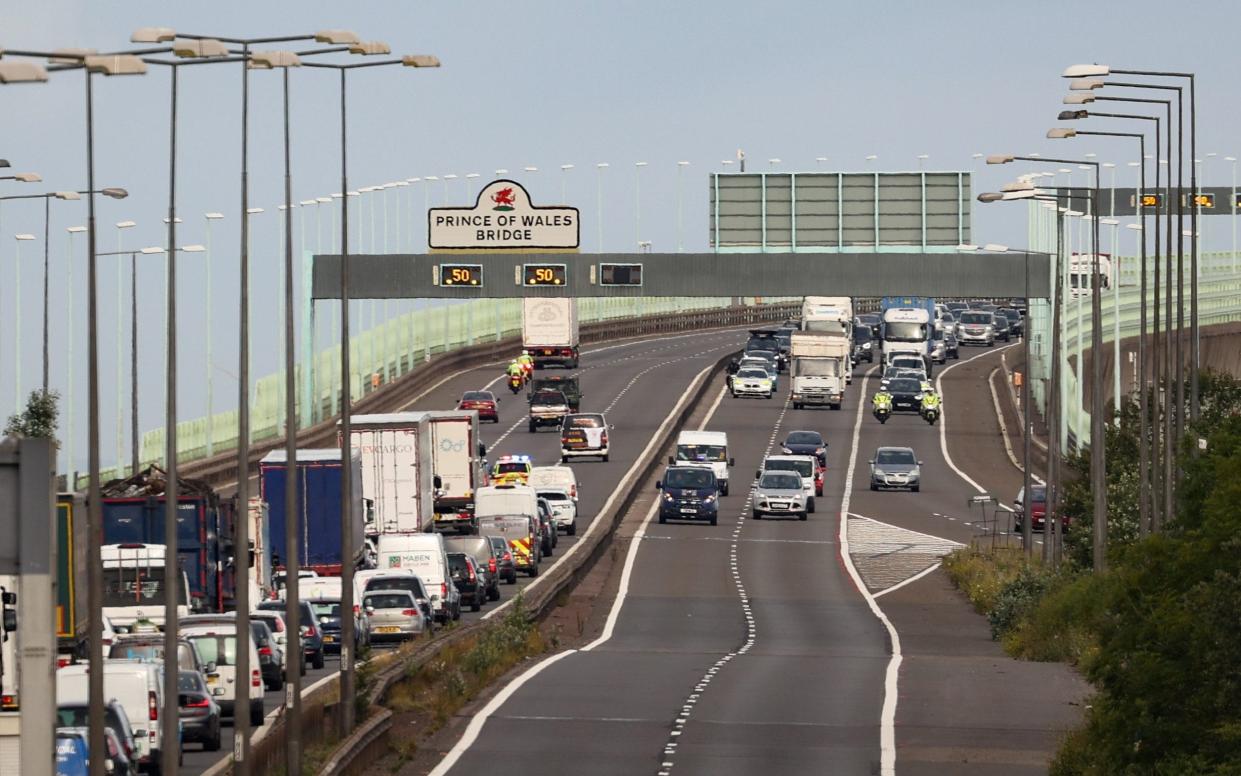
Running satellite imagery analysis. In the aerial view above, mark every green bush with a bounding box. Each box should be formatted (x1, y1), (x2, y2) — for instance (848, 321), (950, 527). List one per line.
(1002, 572), (1105, 666)
(941, 546), (1029, 615)
(987, 564), (1056, 640)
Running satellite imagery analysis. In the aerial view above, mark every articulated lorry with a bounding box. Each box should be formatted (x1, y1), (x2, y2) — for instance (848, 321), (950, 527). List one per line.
(425, 411), (487, 533)
(522, 298), (580, 368)
(100, 465), (237, 617)
(259, 448), (366, 576)
(345, 413), (436, 535)
(790, 333), (851, 410)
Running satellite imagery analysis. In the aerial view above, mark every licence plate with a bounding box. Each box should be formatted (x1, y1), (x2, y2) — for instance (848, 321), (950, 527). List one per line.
(680, 508), (697, 514)
(206, 675), (218, 685)
(377, 626), (401, 634)
(323, 635), (336, 643)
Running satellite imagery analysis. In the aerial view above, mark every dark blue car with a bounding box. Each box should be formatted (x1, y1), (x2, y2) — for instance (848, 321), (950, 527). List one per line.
(656, 466), (720, 526)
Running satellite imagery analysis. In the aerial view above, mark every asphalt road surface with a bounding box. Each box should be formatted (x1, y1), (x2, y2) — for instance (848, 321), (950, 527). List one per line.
(183, 325), (751, 775)
(426, 340), (1086, 775)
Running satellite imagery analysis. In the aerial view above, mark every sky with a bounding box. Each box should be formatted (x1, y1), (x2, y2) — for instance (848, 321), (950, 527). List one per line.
(3, 0), (1240, 474)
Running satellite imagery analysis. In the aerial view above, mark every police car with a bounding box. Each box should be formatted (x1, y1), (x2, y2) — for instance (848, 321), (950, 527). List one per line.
(490, 454), (533, 486)
(730, 366), (774, 399)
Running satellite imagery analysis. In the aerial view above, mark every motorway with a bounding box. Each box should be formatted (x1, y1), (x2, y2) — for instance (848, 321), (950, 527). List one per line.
(421, 341), (1086, 776)
(184, 324), (753, 775)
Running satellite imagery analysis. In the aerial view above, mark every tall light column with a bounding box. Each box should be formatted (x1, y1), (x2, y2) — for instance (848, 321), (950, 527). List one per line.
(13, 233), (35, 412)
(66, 225), (87, 479)
(634, 161), (647, 248)
(676, 161), (690, 252)
(595, 162), (608, 252)
(559, 164), (573, 203)
(114, 219), (135, 472)
(204, 212), (223, 456)
(1102, 217), (1121, 422)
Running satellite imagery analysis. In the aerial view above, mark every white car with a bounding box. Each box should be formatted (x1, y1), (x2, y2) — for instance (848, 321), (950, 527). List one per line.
(757, 455), (818, 513)
(730, 367), (774, 399)
(537, 487), (578, 535)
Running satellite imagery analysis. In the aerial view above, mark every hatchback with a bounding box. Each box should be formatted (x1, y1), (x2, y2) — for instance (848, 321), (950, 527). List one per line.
(178, 668), (222, 751)
(487, 535), (518, 584)
(447, 553), (486, 612)
(363, 589), (425, 642)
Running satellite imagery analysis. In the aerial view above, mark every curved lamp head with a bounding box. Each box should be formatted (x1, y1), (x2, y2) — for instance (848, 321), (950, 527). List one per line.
(977, 192), (1005, 203)
(315, 30), (360, 45)
(986, 155), (1015, 165)
(49, 48), (97, 65)
(1000, 180), (1035, 192)
(53, 191), (82, 200)
(14, 173), (42, 182)
(1063, 64), (1110, 78)
(1070, 78), (1106, 91)
(1058, 110), (1088, 121)
(101, 187), (128, 199)
(1047, 128), (1077, 139)
(174, 38), (229, 58)
(84, 55), (147, 76)
(249, 51), (301, 69)
(0, 61), (49, 83)
(131, 27), (176, 43)
(983, 243), (1010, 252)
(349, 41), (391, 56)
(1063, 93), (1095, 105)
(402, 54), (440, 68)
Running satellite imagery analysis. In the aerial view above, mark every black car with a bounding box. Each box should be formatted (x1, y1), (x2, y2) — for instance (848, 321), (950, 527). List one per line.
(856, 313), (882, 338)
(257, 599), (324, 669)
(178, 669), (223, 751)
(307, 597), (367, 655)
(249, 620), (283, 690)
(885, 377), (924, 413)
(996, 307), (1023, 336)
(852, 326), (875, 363)
(447, 552), (486, 612)
(488, 535), (518, 584)
(744, 330), (787, 371)
(782, 430), (827, 467)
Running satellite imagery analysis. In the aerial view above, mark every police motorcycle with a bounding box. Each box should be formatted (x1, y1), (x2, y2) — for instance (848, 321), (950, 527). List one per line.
(920, 389), (941, 426)
(872, 390), (892, 425)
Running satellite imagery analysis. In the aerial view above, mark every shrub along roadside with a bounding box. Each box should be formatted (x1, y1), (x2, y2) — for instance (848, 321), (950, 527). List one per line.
(943, 373), (1241, 773)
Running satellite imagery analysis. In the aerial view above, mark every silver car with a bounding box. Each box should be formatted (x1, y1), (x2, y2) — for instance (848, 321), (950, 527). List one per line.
(363, 589), (425, 642)
(752, 471), (808, 521)
(956, 310), (996, 346)
(869, 446), (922, 492)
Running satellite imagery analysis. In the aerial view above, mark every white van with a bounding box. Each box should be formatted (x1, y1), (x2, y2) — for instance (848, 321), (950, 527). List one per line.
(672, 431), (735, 495)
(374, 533), (461, 623)
(526, 466), (579, 503)
(58, 659), (168, 770)
(180, 623), (266, 726)
(473, 484), (539, 520)
(298, 575), (365, 609)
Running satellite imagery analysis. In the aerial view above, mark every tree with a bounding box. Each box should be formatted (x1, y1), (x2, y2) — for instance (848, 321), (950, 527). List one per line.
(4, 389), (60, 444)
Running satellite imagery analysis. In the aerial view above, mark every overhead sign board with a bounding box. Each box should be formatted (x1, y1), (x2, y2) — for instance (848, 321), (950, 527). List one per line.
(428, 180), (579, 250)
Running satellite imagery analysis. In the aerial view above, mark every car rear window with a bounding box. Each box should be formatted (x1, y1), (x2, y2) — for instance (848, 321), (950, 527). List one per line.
(462, 391), (491, 401)
(365, 593), (412, 609)
(186, 635), (237, 666)
(565, 414), (604, 428)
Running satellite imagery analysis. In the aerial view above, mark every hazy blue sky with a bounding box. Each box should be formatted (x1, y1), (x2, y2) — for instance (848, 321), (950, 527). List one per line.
(3, 1), (1239, 472)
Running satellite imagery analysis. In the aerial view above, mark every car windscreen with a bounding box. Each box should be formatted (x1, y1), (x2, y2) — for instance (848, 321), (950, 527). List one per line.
(876, 450), (916, 466)
(760, 473), (803, 490)
(186, 635), (238, 666)
(746, 338), (778, 352)
(888, 379), (921, 393)
(959, 312), (992, 324)
(664, 468), (715, 489)
(108, 641), (196, 667)
(676, 444), (726, 462)
(538, 490), (571, 502)
(365, 592), (413, 610)
(765, 459), (813, 477)
(1030, 485), (1047, 501)
(854, 327), (872, 343)
(532, 391), (566, 404)
(462, 391), (491, 401)
(738, 369), (768, 379)
(494, 462), (529, 474)
(786, 431), (821, 445)
(366, 577), (428, 598)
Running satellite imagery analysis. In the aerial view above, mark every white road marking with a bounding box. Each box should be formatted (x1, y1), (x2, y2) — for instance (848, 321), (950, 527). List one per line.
(873, 562), (943, 599)
(837, 362), (900, 776)
(988, 366), (1046, 485)
(431, 360), (724, 774)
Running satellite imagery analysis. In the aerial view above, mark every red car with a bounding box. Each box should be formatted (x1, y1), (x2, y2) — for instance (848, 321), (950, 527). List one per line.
(813, 463), (825, 497)
(458, 390), (499, 423)
(1013, 485), (1067, 531)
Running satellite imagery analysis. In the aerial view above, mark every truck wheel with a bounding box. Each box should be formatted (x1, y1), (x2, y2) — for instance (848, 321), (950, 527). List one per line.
(832, 403), (841, 411)
(561, 455), (569, 463)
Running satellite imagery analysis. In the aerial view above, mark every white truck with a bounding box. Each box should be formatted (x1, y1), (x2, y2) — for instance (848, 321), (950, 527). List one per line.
(424, 410), (487, 533)
(790, 333), (851, 410)
(881, 307), (932, 365)
(345, 413), (436, 535)
(246, 496), (274, 605)
(100, 543), (191, 630)
(800, 296), (853, 340)
(522, 298), (580, 369)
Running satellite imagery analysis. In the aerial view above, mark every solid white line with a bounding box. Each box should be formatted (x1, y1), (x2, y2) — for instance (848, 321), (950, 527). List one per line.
(480, 362), (719, 622)
(872, 562), (943, 600)
(988, 367), (1046, 485)
(837, 363), (900, 776)
(581, 382), (729, 651)
(846, 511), (970, 547)
(935, 344), (1020, 501)
(426, 649), (577, 776)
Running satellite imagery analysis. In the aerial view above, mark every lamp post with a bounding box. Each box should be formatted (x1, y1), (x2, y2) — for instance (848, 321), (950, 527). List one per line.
(559, 163), (573, 203)
(988, 153), (1105, 570)
(634, 161), (647, 248)
(115, 219), (135, 471)
(917, 154), (929, 169)
(595, 163), (608, 252)
(204, 212), (223, 455)
(66, 225), (87, 479)
(303, 51), (440, 745)
(676, 161), (690, 252)
(12, 233), (35, 411)
(816, 156), (828, 167)
(1229, 156), (1238, 272)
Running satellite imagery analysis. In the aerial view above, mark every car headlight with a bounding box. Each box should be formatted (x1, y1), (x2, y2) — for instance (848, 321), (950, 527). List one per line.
(703, 494), (717, 503)
(915, 393), (923, 400)
(863, 342), (872, 349)
(758, 499), (769, 507)
(781, 446), (793, 454)
(872, 469), (884, 477)
(662, 493), (674, 502)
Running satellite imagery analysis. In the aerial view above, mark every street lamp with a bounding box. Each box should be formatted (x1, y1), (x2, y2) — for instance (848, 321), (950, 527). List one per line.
(12, 234), (35, 412)
(595, 163), (608, 251)
(634, 161), (647, 248)
(676, 161), (690, 252)
(204, 212), (223, 456)
(815, 156), (828, 167)
(917, 154), (929, 169)
(114, 220), (136, 473)
(559, 164), (573, 203)
(303, 50), (439, 747)
(0, 172), (41, 183)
